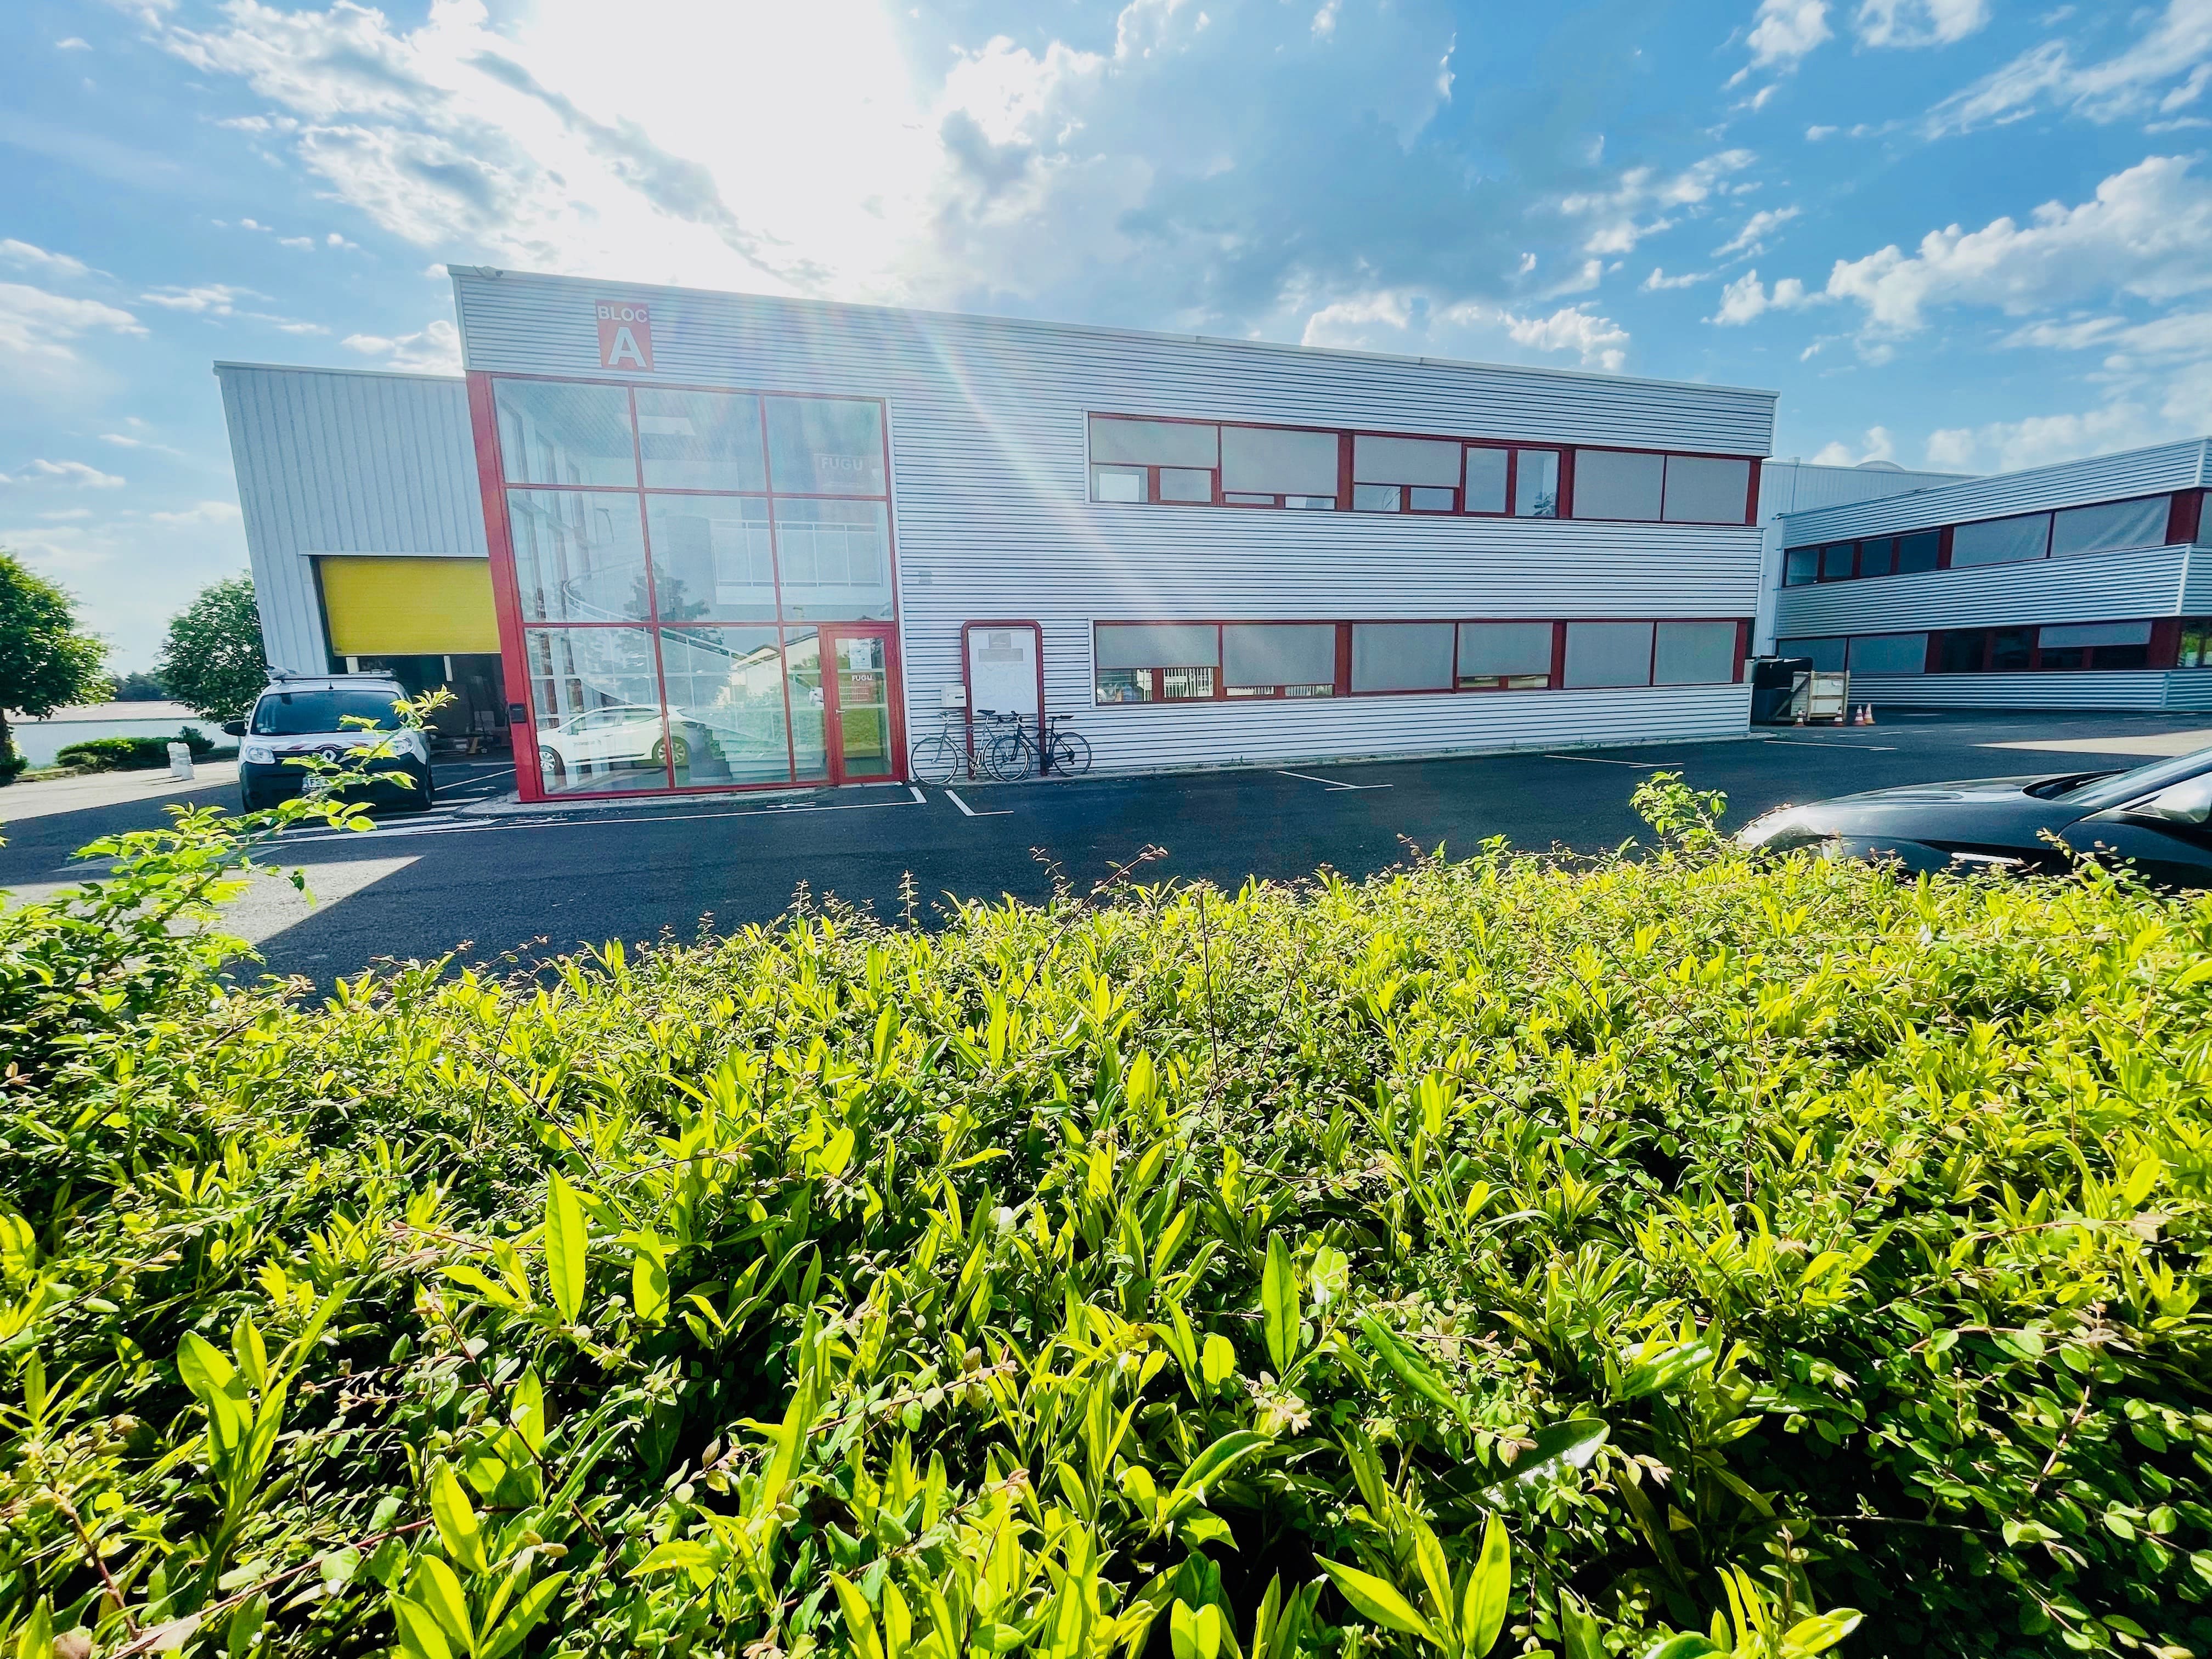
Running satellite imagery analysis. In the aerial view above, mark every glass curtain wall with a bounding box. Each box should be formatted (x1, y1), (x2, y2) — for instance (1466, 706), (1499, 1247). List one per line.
(495, 379), (893, 795)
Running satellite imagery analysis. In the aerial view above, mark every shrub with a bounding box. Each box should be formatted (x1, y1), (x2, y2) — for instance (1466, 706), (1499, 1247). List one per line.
(55, 727), (217, 772)
(1, 779), (2209, 1659)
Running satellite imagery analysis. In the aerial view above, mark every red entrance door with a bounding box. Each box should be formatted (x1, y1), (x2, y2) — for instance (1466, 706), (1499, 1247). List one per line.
(819, 625), (902, 785)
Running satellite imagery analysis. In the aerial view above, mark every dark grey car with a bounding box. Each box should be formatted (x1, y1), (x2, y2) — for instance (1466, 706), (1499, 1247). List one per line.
(1737, 746), (2212, 886)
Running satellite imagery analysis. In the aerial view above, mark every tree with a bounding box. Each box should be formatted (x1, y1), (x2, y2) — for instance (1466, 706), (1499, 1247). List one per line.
(110, 669), (168, 701)
(157, 574), (268, 723)
(0, 551), (110, 773)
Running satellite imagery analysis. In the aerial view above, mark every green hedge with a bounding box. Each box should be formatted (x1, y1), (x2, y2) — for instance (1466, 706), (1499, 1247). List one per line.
(1, 781), (2209, 1659)
(54, 727), (217, 771)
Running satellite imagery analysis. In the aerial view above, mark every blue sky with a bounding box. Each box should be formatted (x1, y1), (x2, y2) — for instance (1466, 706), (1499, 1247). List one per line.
(4, 0), (2211, 670)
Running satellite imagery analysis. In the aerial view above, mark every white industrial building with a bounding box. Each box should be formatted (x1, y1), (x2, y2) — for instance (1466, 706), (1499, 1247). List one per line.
(1773, 440), (2212, 710)
(1752, 459), (1967, 656)
(219, 269), (1780, 802)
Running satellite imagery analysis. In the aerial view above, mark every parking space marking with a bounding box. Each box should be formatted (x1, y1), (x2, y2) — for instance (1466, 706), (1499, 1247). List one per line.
(254, 787), (929, 849)
(1763, 738), (1898, 751)
(944, 789), (1011, 817)
(1275, 769), (1392, 791)
(1540, 753), (1687, 768)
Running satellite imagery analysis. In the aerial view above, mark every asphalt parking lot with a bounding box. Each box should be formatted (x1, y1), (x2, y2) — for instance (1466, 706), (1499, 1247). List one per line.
(4, 708), (2207, 989)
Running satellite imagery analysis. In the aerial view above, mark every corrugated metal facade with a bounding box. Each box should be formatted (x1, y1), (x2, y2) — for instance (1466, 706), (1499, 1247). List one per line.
(1775, 546), (2190, 636)
(215, 363), (489, 673)
(1778, 439), (2209, 544)
(452, 270), (1775, 776)
(1752, 461), (1967, 652)
(1846, 672), (2212, 711)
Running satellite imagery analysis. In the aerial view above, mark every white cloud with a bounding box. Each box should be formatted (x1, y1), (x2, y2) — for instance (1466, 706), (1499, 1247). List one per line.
(1927, 0), (2212, 136)
(1818, 155), (2212, 335)
(1856, 0), (1989, 48)
(0, 283), (145, 376)
(1808, 425), (1898, 465)
(1557, 150), (1757, 256)
(1739, 0), (1832, 74)
(138, 284), (252, 314)
(1299, 290), (1632, 372)
(1922, 403), (2175, 472)
(148, 500), (244, 526)
(1714, 205), (1800, 257)
(7, 459), (127, 489)
(279, 235), (315, 249)
(99, 431), (185, 456)
(342, 318), (462, 373)
(55, 36), (92, 50)
(0, 240), (93, 279)
(1709, 269), (1812, 324)
(1805, 123), (1840, 139)
(1643, 267), (1710, 290)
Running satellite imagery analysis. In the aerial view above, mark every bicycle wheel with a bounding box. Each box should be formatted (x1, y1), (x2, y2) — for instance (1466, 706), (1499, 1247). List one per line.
(984, 726), (1031, 781)
(1049, 730), (1092, 777)
(910, 732), (962, 786)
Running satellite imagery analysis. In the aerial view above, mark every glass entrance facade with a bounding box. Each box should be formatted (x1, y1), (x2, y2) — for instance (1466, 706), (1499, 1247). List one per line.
(486, 377), (900, 797)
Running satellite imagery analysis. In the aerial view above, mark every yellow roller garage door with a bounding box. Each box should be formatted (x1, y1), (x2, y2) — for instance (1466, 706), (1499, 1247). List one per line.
(319, 557), (499, 656)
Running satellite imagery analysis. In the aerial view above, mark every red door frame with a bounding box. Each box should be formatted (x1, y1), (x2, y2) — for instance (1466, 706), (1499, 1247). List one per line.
(819, 623), (905, 785)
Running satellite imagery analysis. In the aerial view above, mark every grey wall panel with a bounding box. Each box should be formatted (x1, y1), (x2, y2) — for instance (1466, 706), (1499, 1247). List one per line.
(2179, 550), (2212, 613)
(1778, 440), (2209, 545)
(1774, 548), (2187, 636)
(1753, 461), (1969, 653)
(216, 363), (488, 673)
(1847, 672), (2189, 712)
(453, 269), (1774, 774)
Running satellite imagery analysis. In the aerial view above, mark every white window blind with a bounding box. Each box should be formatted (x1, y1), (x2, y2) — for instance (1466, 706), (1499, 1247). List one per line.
(1652, 622), (1738, 685)
(1351, 623), (1454, 691)
(1562, 621), (1655, 687)
(2051, 496), (2169, 558)
(1455, 622), (1554, 678)
(1220, 426), (1340, 496)
(1093, 623), (1219, 669)
(1223, 623), (1337, 687)
(1952, 512), (2050, 567)
(1661, 456), (1751, 524)
(1778, 636), (1847, 672)
(2039, 619), (2153, 648)
(1088, 417), (1220, 469)
(1353, 435), (1461, 486)
(1463, 448), (1508, 514)
(1572, 450), (1665, 521)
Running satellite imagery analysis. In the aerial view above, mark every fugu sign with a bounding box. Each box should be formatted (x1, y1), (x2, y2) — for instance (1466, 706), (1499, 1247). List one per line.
(596, 301), (654, 371)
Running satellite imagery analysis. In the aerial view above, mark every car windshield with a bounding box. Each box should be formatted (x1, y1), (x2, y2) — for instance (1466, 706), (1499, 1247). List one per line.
(250, 688), (403, 735)
(2050, 746), (2212, 810)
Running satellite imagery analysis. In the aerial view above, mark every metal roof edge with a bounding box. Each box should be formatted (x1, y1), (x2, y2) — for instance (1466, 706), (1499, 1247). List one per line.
(442, 266), (1782, 408)
(1778, 437), (2212, 527)
(212, 360), (466, 385)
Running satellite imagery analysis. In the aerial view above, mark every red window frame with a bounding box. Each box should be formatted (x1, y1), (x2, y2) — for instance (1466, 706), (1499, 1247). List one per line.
(470, 370), (905, 803)
(1084, 411), (1762, 526)
(1088, 617), (1751, 704)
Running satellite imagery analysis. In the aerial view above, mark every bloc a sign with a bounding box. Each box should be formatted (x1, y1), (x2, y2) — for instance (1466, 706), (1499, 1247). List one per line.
(596, 301), (654, 371)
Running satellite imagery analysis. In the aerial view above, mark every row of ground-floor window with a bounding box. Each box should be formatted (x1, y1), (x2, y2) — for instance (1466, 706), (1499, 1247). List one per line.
(1779, 618), (2212, 676)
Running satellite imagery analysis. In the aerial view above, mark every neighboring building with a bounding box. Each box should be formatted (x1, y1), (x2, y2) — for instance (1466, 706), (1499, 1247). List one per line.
(14, 702), (223, 769)
(1753, 459), (1968, 654)
(445, 268), (1774, 800)
(1773, 440), (2212, 710)
(213, 362), (509, 744)
(217, 272), (1780, 801)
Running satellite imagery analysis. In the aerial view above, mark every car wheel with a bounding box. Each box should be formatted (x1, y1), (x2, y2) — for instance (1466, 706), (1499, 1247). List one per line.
(538, 745), (565, 782)
(651, 736), (691, 769)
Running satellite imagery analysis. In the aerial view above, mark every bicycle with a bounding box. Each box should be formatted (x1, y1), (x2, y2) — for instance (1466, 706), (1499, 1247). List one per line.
(981, 711), (1092, 781)
(908, 707), (972, 786)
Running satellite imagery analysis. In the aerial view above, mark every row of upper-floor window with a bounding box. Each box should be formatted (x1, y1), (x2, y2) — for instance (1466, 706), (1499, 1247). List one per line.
(1092, 617), (1747, 704)
(492, 377), (891, 496)
(1085, 416), (1758, 525)
(1781, 492), (2199, 587)
(1776, 617), (2209, 675)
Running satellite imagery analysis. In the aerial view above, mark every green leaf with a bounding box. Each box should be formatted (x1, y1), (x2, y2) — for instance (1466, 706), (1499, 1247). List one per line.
(1172, 1601), (1223, 1659)
(1261, 1233), (1300, 1374)
(833, 1572), (885, 1659)
(632, 1248), (669, 1325)
(1408, 1517), (1454, 1643)
(431, 1463), (491, 1576)
(1357, 1314), (1464, 1423)
(393, 1598), (454, 1659)
(1641, 1639), (1722, 1659)
(408, 1556), (474, 1656)
(1780, 1612), (1863, 1658)
(1315, 1558), (1436, 1643)
(1615, 1339), (1717, 1401)
(1201, 1333), (1237, 1390)
(632, 1541), (717, 1576)
(544, 1173), (589, 1324)
(1475, 1419), (1611, 1506)
(1162, 1431), (1273, 1522)
(18, 1601), (52, 1659)
(510, 1371), (546, 1455)
(1463, 1514), (1511, 1658)
(477, 1573), (568, 1659)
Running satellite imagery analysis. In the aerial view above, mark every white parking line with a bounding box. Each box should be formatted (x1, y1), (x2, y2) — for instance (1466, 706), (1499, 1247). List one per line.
(259, 788), (928, 848)
(1275, 769), (1392, 791)
(944, 789), (1011, 817)
(1764, 738), (1898, 751)
(1540, 753), (1685, 768)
